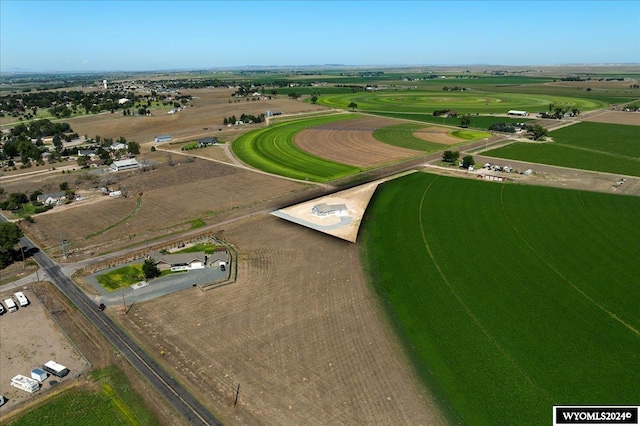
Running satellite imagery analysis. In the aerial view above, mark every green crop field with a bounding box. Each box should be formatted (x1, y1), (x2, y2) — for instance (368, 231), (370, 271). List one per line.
(232, 115), (360, 182)
(315, 91), (608, 115)
(373, 123), (448, 151)
(485, 122), (640, 177)
(10, 366), (160, 426)
(360, 173), (640, 425)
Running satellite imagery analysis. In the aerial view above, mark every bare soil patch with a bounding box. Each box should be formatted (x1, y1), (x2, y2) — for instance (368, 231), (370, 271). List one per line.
(581, 111), (640, 126)
(19, 153), (304, 259)
(413, 126), (463, 145)
(0, 287), (90, 411)
(295, 117), (422, 168)
(119, 214), (444, 426)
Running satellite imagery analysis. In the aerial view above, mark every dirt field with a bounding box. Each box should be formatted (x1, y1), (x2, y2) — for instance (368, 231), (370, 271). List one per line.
(66, 88), (329, 144)
(119, 214), (444, 426)
(20, 153), (305, 259)
(413, 126), (463, 145)
(581, 110), (640, 126)
(295, 116), (422, 168)
(0, 287), (89, 411)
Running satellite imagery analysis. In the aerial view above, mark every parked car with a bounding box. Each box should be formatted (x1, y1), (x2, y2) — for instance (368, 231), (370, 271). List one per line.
(0, 302), (5, 315)
(98, 303), (106, 312)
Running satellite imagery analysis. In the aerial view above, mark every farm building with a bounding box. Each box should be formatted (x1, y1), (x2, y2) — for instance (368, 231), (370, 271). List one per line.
(110, 143), (127, 151)
(150, 251), (206, 271)
(507, 110), (528, 116)
(198, 137), (218, 146)
(154, 135), (172, 143)
(265, 110), (282, 117)
(36, 192), (66, 206)
(312, 203), (348, 217)
(110, 158), (140, 172)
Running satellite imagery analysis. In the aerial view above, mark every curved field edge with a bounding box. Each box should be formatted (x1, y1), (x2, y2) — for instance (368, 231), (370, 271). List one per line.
(231, 115), (361, 182)
(316, 91), (609, 114)
(373, 123), (447, 151)
(359, 173), (640, 425)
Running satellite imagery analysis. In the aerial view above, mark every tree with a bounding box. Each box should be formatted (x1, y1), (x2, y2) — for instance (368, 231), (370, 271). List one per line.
(53, 134), (63, 153)
(59, 181), (69, 191)
(127, 141), (140, 155)
(287, 92), (301, 100)
(348, 102), (358, 111)
(527, 124), (548, 141)
(0, 222), (23, 268)
(460, 115), (471, 128)
(310, 95), (318, 104)
(462, 155), (475, 169)
(442, 150), (460, 162)
(142, 258), (160, 279)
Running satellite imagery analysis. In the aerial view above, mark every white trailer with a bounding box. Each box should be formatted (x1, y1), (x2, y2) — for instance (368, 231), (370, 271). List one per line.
(11, 375), (40, 393)
(14, 291), (29, 307)
(43, 360), (69, 377)
(4, 298), (17, 313)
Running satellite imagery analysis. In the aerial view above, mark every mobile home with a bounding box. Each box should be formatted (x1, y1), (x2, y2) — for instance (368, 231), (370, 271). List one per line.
(11, 375), (40, 393)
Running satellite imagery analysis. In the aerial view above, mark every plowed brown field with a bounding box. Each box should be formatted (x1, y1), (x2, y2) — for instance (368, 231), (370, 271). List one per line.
(413, 126), (462, 145)
(581, 111), (640, 126)
(23, 153), (304, 257)
(295, 117), (422, 168)
(121, 214), (444, 426)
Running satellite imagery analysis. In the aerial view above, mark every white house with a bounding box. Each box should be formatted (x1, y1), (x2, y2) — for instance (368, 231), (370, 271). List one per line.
(36, 192), (67, 206)
(312, 203), (348, 217)
(110, 143), (127, 151)
(110, 158), (140, 172)
(118, 98), (130, 104)
(149, 251), (206, 271)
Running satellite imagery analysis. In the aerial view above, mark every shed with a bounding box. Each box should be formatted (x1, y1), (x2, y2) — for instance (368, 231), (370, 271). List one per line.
(154, 135), (172, 143)
(311, 203), (348, 217)
(507, 110), (528, 116)
(110, 158), (140, 172)
(31, 368), (48, 382)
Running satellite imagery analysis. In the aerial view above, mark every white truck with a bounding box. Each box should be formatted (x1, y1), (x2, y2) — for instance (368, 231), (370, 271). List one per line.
(14, 291), (29, 307)
(4, 298), (17, 313)
(43, 360), (69, 378)
(11, 375), (40, 393)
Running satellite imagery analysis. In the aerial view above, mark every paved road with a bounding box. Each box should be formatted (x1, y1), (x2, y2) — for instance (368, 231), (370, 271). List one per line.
(1, 215), (223, 426)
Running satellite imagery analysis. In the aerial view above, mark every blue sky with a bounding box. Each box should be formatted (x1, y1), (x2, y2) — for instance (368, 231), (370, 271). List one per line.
(1, 1), (639, 72)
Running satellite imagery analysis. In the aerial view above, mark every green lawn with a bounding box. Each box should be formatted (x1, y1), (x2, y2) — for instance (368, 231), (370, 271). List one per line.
(360, 173), (640, 425)
(373, 123), (448, 151)
(96, 265), (144, 291)
(232, 115), (361, 182)
(174, 242), (219, 254)
(485, 122), (640, 177)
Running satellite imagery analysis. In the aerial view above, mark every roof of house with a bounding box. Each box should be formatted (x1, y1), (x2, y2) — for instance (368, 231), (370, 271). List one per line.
(208, 251), (228, 263)
(36, 192), (66, 201)
(111, 158), (139, 168)
(312, 202), (347, 214)
(150, 251), (206, 265)
(198, 137), (217, 144)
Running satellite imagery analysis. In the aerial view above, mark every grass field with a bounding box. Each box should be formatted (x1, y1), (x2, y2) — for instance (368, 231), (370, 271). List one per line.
(360, 173), (640, 425)
(232, 115), (361, 182)
(369, 111), (534, 130)
(96, 265), (145, 291)
(485, 122), (640, 177)
(373, 123), (448, 151)
(449, 129), (491, 140)
(10, 366), (160, 426)
(315, 91), (608, 115)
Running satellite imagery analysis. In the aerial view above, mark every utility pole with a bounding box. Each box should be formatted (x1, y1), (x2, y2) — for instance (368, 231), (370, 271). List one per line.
(60, 229), (67, 259)
(121, 289), (127, 313)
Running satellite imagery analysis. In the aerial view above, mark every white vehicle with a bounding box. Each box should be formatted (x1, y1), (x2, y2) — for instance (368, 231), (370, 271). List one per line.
(0, 394), (6, 406)
(0, 302), (5, 315)
(11, 375), (40, 393)
(31, 368), (48, 382)
(4, 298), (17, 313)
(14, 291), (29, 307)
(43, 360), (69, 377)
